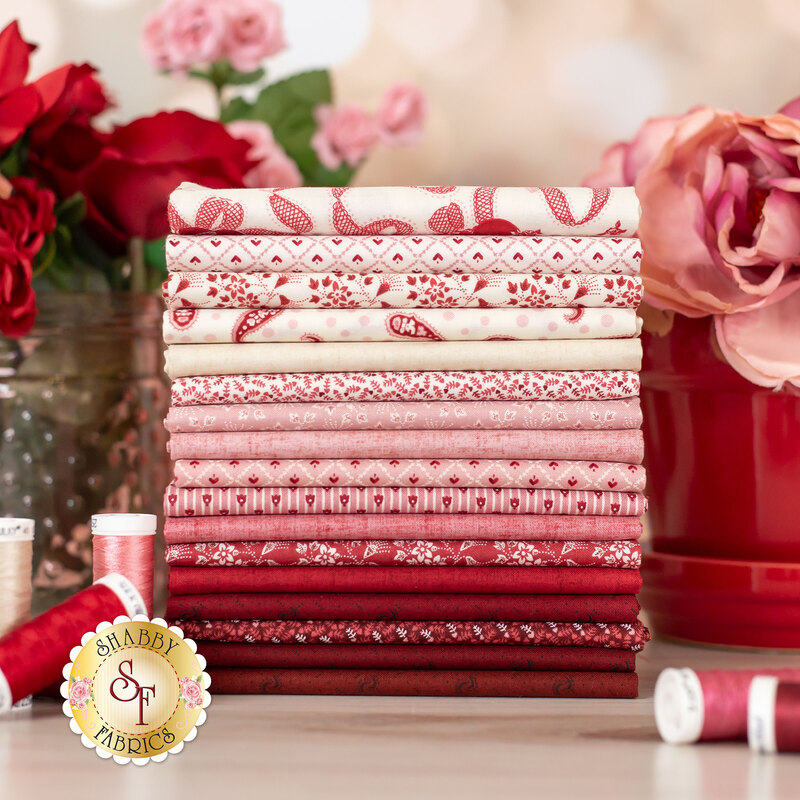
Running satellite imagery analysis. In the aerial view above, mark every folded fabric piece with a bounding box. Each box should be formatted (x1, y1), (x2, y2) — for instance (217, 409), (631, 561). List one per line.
(167, 429), (644, 462)
(168, 566), (642, 595)
(171, 457), (647, 492)
(165, 486), (646, 517)
(166, 234), (643, 276)
(207, 668), (639, 697)
(164, 340), (643, 379)
(165, 399), (643, 433)
(166, 593), (641, 622)
(165, 540), (641, 569)
(168, 183), (640, 237)
(174, 619), (650, 650)
(163, 272), (643, 310)
(163, 307), (642, 344)
(164, 514), (643, 543)
(171, 370), (641, 405)
(198, 643), (637, 671)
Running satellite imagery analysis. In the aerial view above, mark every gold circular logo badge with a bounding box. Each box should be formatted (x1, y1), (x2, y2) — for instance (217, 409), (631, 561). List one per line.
(62, 617), (210, 764)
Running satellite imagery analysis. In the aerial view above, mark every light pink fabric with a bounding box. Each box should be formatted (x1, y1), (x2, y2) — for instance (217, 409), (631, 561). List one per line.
(165, 234), (642, 275)
(164, 399), (643, 433)
(167, 183), (640, 237)
(163, 307), (642, 344)
(164, 513), (643, 543)
(165, 486), (647, 517)
(165, 539), (641, 568)
(171, 457), (646, 491)
(167, 429), (644, 462)
(163, 272), (643, 310)
(170, 370), (641, 405)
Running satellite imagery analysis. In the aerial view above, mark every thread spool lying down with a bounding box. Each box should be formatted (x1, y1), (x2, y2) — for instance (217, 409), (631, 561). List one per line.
(749, 678), (800, 754)
(92, 514), (156, 616)
(655, 667), (800, 743)
(0, 574), (145, 712)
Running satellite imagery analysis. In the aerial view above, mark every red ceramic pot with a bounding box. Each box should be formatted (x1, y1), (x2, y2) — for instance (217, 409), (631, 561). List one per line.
(641, 315), (800, 563)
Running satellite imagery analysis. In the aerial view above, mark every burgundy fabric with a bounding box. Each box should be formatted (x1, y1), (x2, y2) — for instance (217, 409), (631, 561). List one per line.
(166, 592), (641, 622)
(198, 643), (637, 671)
(208, 668), (639, 697)
(168, 566), (642, 595)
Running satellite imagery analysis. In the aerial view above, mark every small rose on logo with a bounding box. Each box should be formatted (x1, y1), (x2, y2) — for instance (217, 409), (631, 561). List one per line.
(179, 677), (203, 710)
(69, 677), (93, 711)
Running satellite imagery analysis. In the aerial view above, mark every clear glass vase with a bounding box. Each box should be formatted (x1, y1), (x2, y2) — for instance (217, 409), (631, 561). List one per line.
(0, 293), (169, 615)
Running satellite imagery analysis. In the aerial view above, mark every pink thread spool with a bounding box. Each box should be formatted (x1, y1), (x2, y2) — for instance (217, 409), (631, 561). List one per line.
(91, 514), (156, 616)
(749, 678), (800, 754)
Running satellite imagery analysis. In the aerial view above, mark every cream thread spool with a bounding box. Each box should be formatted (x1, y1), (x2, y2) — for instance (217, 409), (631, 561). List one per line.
(91, 514), (156, 616)
(0, 517), (34, 711)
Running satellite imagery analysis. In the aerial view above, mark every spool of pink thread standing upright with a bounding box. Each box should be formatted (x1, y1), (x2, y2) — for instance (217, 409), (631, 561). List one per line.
(91, 514), (156, 616)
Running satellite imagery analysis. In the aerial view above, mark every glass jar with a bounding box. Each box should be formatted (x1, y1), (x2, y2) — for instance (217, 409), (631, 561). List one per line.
(0, 293), (169, 615)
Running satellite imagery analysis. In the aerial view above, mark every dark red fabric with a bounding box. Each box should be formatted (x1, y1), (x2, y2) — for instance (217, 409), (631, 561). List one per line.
(164, 514), (643, 543)
(208, 668), (639, 697)
(168, 566), (642, 595)
(166, 592), (640, 622)
(198, 643), (637, 671)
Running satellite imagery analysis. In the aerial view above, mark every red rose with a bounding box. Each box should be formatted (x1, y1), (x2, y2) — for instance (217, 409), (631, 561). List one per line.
(0, 177), (56, 337)
(0, 22), (40, 149)
(74, 111), (253, 251)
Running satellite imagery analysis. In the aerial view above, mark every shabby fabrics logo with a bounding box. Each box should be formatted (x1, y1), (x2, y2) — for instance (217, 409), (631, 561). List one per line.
(61, 616), (210, 764)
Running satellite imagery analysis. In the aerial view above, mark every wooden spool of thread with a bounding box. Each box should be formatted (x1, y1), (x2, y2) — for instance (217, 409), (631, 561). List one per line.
(0, 574), (145, 712)
(92, 514), (156, 616)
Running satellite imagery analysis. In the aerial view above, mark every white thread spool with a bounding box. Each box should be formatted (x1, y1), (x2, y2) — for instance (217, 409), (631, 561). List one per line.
(0, 517), (34, 711)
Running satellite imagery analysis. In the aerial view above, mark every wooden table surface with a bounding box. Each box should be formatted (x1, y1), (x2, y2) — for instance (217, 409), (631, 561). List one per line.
(2, 639), (800, 799)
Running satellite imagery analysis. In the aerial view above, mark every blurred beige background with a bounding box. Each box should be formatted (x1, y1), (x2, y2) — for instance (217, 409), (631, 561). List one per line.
(6, 0), (800, 185)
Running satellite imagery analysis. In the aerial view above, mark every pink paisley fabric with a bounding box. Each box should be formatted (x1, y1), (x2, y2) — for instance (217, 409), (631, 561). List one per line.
(170, 370), (641, 405)
(163, 307), (642, 344)
(164, 486), (647, 517)
(171, 457), (646, 492)
(173, 618), (650, 650)
(165, 539), (641, 568)
(167, 429), (644, 462)
(163, 272), (643, 310)
(164, 340), (643, 379)
(165, 234), (642, 275)
(164, 399), (643, 433)
(164, 514), (643, 544)
(168, 183), (640, 237)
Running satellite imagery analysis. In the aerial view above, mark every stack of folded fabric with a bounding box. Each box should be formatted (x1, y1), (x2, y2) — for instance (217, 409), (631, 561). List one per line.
(162, 183), (649, 698)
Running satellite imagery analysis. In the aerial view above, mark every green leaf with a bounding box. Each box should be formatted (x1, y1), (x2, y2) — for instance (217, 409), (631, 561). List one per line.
(0, 137), (28, 177)
(55, 193), (86, 228)
(226, 67), (266, 86)
(143, 237), (167, 278)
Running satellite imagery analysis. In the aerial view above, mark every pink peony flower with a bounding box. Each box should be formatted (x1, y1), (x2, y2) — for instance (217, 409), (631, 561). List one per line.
(375, 83), (428, 147)
(311, 103), (378, 170)
(141, 0), (227, 73)
(222, 0), (286, 73)
(586, 101), (800, 391)
(226, 120), (301, 188)
(69, 678), (92, 710)
(180, 677), (203, 709)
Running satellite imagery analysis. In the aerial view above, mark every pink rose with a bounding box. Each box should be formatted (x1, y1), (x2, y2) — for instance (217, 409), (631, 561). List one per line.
(226, 120), (301, 188)
(586, 101), (800, 391)
(69, 678), (92, 710)
(180, 677), (203, 709)
(311, 103), (378, 170)
(222, 0), (286, 73)
(141, 0), (226, 73)
(376, 83), (428, 147)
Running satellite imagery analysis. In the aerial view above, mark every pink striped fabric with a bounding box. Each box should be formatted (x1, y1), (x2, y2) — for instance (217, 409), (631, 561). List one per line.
(164, 486), (647, 517)
(171, 457), (647, 491)
(164, 399), (643, 433)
